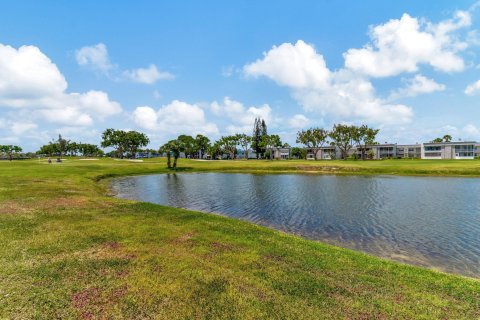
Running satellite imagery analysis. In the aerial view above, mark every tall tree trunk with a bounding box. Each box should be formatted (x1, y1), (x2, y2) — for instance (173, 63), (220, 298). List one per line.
(167, 153), (171, 168)
(173, 156), (178, 170)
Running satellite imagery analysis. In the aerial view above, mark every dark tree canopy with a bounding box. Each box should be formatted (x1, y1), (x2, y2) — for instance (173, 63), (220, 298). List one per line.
(0, 145), (22, 161)
(101, 128), (149, 158)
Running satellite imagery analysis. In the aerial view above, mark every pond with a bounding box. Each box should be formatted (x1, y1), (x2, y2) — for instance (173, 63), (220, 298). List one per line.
(111, 173), (480, 278)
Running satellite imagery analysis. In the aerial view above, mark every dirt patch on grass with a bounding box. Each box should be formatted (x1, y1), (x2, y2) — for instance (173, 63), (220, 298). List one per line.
(210, 241), (235, 251)
(0, 196), (94, 214)
(262, 253), (287, 262)
(37, 196), (91, 210)
(0, 201), (31, 214)
(71, 285), (128, 319)
(67, 241), (136, 262)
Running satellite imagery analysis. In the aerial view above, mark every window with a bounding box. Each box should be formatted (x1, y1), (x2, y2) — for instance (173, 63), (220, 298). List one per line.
(425, 146), (441, 151)
(455, 145), (474, 151)
(424, 152), (441, 157)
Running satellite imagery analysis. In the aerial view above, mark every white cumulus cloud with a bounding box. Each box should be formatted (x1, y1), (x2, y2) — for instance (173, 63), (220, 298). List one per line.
(75, 43), (113, 72)
(76, 43), (173, 85)
(244, 42), (413, 125)
(464, 80), (480, 95)
(389, 74), (445, 100)
(244, 40), (330, 90)
(288, 114), (310, 129)
(133, 100), (219, 136)
(0, 43), (122, 127)
(210, 97), (277, 134)
(123, 64), (174, 84)
(10, 121), (38, 135)
(344, 11), (470, 77)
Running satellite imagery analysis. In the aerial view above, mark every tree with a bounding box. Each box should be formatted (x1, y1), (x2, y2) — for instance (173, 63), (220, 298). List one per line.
(443, 135), (452, 142)
(262, 134), (282, 160)
(57, 134), (69, 158)
(78, 143), (103, 157)
(194, 134), (210, 159)
(159, 142), (173, 168)
(217, 135), (238, 159)
(291, 147), (306, 159)
(0, 145), (22, 161)
(101, 129), (149, 158)
(207, 142), (223, 160)
(67, 142), (79, 156)
(169, 139), (185, 170)
(235, 133), (251, 160)
(329, 124), (356, 159)
(124, 131), (150, 158)
(177, 135), (195, 158)
(101, 128), (127, 158)
(252, 117), (268, 159)
(296, 128), (328, 160)
(353, 125), (379, 160)
(37, 143), (59, 156)
(432, 137), (444, 143)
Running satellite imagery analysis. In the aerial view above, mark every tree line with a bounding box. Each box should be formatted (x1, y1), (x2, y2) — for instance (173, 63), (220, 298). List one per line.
(0, 145), (23, 161)
(12, 120), (383, 163)
(37, 135), (105, 158)
(296, 124), (379, 160)
(157, 117), (288, 169)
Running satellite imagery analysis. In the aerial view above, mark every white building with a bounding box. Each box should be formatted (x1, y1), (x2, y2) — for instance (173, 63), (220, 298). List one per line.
(421, 142), (476, 159)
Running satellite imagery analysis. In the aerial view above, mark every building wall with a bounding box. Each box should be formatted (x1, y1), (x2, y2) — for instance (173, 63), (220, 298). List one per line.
(421, 142), (476, 160)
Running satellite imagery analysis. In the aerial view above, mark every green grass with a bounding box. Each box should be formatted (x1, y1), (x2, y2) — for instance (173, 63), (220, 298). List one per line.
(0, 158), (479, 319)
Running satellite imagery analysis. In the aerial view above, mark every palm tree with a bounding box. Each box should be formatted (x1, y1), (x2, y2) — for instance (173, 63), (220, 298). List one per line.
(159, 143), (171, 168)
(443, 135), (452, 142)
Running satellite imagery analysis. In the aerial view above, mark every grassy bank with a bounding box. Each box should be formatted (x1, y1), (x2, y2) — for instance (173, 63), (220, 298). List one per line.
(0, 158), (479, 319)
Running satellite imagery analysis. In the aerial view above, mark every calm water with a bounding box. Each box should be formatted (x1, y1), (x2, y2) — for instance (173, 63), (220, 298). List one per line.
(111, 173), (480, 278)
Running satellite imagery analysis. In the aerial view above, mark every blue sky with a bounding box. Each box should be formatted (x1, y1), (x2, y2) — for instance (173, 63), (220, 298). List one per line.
(1, 0), (480, 151)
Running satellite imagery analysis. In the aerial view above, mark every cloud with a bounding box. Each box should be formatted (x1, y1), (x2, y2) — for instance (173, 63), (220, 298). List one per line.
(39, 107), (93, 126)
(10, 121), (38, 135)
(464, 80), (480, 95)
(344, 11), (470, 77)
(210, 97), (276, 134)
(389, 74), (445, 100)
(293, 72), (413, 125)
(76, 43), (173, 85)
(133, 100), (219, 136)
(123, 64), (174, 84)
(463, 124), (480, 137)
(288, 114), (310, 129)
(0, 44), (67, 106)
(0, 43), (122, 127)
(221, 65), (235, 77)
(75, 43), (113, 72)
(244, 40), (330, 89)
(244, 42), (413, 125)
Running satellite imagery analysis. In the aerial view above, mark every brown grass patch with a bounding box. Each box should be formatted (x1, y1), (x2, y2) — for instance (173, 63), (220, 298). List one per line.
(71, 285), (128, 320)
(37, 196), (91, 210)
(0, 201), (31, 214)
(0, 196), (95, 215)
(66, 241), (136, 262)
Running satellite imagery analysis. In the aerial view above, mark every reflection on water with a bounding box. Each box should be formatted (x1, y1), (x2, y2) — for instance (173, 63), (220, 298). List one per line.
(111, 173), (480, 278)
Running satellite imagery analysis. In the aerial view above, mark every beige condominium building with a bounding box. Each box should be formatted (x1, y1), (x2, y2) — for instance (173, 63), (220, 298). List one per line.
(421, 141), (477, 159)
(273, 141), (477, 160)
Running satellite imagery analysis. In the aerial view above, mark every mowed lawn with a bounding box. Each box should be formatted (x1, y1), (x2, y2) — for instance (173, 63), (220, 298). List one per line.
(0, 158), (479, 319)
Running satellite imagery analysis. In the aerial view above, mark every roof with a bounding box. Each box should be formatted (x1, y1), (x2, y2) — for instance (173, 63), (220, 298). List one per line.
(423, 141), (477, 145)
